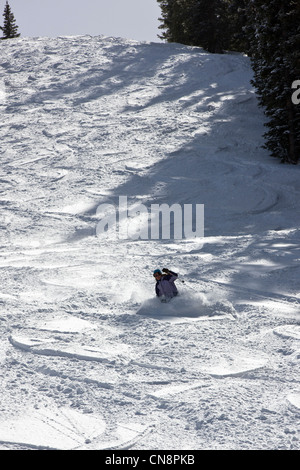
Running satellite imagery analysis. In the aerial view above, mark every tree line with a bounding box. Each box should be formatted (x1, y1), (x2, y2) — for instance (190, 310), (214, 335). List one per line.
(157, 0), (300, 164)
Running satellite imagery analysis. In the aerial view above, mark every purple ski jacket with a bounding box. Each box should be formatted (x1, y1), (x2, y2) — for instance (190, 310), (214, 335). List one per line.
(155, 270), (178, 298)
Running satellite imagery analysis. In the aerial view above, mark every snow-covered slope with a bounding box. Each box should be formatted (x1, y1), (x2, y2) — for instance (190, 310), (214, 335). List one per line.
(0, 35), (299, 450)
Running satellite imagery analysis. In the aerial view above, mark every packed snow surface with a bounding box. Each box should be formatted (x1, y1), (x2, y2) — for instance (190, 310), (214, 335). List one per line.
(0, 35), (299, 450)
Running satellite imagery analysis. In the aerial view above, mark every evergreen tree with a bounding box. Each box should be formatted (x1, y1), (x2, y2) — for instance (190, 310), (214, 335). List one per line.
(188, 0), (229, 53)
(157, 0), (192, 44)
(249, 0), (300, 164)
(226, 0), (252, 54)
(157, 0), (247, 53)
(0, 1), (20, 39)
(157, 0), (172, 41)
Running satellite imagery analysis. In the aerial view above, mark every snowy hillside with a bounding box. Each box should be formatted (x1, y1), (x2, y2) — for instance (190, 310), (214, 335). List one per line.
(0, 35), (299, 450)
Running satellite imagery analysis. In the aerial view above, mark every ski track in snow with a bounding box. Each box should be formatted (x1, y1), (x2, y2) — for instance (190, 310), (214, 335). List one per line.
(0, 35), (299, 450)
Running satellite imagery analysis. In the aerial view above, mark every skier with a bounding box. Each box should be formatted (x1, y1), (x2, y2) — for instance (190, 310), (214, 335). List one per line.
(153, 268), (178, 301)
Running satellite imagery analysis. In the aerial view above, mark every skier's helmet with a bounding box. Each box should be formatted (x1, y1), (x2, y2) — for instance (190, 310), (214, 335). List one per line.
(153, 269), (162, 277)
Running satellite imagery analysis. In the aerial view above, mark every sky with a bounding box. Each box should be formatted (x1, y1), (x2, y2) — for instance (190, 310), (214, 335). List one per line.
(4, 0), (162, 42)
